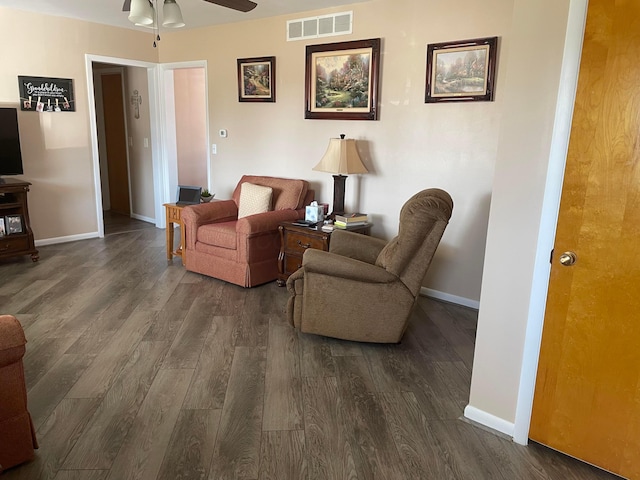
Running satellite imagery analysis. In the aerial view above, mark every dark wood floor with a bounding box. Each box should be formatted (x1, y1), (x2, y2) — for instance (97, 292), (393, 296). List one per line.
(0, 225), (619, 479)
(103, 210), (155, 236)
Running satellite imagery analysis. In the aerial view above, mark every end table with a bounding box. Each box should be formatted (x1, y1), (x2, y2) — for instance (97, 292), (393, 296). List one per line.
(163, 203), (186, 265)
(277, 222), (371, 286)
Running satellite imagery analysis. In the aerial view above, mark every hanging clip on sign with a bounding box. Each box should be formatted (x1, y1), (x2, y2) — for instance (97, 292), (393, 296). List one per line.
(18, 76), (75, 112)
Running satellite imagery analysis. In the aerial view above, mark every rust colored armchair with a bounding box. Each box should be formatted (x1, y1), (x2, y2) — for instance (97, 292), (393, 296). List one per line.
(0, 315), (38, 473)
(182, 175), (314, 287)
(287, 189), (453, 343)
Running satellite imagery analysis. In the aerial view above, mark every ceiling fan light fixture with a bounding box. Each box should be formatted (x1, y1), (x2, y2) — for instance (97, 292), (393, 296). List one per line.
(128, 0), (154, 25)
(163, 0), (185, 28)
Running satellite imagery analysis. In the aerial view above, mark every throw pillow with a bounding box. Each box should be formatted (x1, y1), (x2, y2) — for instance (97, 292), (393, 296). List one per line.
(237, 182), (273, 218)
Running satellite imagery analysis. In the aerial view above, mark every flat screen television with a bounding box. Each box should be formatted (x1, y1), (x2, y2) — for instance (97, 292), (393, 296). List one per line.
(0, 107), (24, 176)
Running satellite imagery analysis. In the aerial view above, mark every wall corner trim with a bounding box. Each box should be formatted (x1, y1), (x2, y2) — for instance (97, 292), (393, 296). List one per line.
(464, 404), (516, 439)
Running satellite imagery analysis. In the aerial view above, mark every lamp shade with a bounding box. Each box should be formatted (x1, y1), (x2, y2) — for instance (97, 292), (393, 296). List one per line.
(128, 0), (154, 25)
(163, 0), (185, 28)
(313, 135), (368, 175)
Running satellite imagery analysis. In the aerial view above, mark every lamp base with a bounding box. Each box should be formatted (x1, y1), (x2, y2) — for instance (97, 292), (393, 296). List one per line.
(330, 174), (347, 218)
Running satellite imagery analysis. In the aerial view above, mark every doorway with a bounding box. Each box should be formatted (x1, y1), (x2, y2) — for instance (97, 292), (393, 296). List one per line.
(86, 55), (210, 237)
(160, 61), (211, 203)
(92, 62), (157, 236)
(529, 0), (640, 476)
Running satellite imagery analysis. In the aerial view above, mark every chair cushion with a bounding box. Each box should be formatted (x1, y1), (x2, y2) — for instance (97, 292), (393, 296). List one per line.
(237, 183), (273, 218)
(197, 221), (237, 249)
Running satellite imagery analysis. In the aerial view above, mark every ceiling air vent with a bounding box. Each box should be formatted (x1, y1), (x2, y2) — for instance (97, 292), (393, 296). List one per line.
(287, 11), (353, 41)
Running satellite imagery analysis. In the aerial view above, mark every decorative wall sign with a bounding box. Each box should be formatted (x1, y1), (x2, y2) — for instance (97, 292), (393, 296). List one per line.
(425, 37), (498, 103)
(305, 38), (380, 120)
(18, 76), (75, 112)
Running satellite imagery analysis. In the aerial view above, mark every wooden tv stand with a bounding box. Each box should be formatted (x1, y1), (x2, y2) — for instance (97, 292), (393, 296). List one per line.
(0, 178), (39, 262)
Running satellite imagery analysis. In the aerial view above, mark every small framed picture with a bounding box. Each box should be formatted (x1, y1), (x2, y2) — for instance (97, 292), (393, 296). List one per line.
(0, 217), (5, 237)
(425, 36), (498, 103)
(6, 214), (23, 234)
(237, 56), (276, 103)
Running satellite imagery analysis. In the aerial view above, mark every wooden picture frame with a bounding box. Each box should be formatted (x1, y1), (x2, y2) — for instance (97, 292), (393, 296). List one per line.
(305, 38), (381, 120)
(425, 36), (498, 103)
(5, 214), (23, 234)
(237, 56), (276, 103)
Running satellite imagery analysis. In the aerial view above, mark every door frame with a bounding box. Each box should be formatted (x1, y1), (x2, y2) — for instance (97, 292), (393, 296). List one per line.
(85, 54), (163, 237)
(513, 0), (588, 444)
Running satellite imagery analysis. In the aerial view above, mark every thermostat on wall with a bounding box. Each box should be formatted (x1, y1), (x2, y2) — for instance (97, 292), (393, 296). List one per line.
(219, 129), (227, 138)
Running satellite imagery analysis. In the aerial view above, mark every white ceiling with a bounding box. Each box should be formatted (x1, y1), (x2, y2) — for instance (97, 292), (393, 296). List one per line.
(0, 0), (368, 31)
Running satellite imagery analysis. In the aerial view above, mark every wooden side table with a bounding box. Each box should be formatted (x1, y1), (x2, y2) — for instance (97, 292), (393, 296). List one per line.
(0, 178), (39, 262)
(164, 203), (187, 265)
(277, 222), (372, 286)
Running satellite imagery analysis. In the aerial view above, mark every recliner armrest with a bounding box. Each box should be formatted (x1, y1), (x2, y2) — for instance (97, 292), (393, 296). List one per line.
(302, 248), (397, 284)
(328, 230), (388, 265)
(236, 209), (301, 235)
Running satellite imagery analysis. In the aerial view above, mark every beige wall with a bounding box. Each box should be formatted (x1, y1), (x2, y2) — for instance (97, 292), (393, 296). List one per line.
(174, 68), (208, 188)
(125, 66), (155, 221)
(159, 0), (515, 305)
(0, 7), (158, 241)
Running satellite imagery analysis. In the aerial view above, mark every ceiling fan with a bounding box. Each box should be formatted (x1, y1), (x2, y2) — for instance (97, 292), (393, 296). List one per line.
(122, 0), (258, 14)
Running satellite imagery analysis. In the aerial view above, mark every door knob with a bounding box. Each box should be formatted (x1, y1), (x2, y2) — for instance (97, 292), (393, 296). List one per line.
(559, 251), (577, 266)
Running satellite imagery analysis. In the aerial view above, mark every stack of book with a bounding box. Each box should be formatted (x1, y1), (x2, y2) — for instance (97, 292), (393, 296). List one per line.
(334, 213), (368, 228)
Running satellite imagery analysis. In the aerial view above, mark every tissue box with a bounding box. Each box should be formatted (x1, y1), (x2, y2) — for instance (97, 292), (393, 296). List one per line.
(305, 203), (325, 223)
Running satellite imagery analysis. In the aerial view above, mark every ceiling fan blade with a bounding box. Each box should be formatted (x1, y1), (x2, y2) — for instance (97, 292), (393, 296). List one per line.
(203, 0), (258, 13)
(122, 0), (131, 12)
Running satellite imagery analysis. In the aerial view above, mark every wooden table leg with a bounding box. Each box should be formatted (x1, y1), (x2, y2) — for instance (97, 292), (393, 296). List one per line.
(165, 210), (173, 261)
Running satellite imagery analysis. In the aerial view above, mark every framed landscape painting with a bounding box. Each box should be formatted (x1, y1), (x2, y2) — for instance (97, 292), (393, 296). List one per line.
(237, 56), (276, 103)
(305, 38), (381, 120)
(425, 36), (498, 103)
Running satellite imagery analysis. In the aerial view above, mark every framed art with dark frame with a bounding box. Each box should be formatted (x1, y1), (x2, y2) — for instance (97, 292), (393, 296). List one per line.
(305, 38), (381, 120)
(425, 36), (498, 103)
(237, 56), (276, 103)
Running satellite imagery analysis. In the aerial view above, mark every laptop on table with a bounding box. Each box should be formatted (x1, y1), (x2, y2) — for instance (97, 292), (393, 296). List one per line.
(176, 185), (201, 206)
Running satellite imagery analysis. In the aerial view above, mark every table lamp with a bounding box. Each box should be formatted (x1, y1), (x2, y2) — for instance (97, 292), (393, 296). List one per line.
(313, 134), (368, 217)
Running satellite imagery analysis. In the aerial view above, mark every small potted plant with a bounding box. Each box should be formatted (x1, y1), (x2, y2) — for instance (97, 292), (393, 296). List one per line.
(201, 189), (214, 203)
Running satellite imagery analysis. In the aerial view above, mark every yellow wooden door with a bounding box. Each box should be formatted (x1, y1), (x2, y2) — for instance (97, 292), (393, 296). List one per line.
(102, 73), (130, 216)
(529, 1), (640, 478)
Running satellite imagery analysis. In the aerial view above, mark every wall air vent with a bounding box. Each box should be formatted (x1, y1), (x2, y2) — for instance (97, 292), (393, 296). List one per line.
(287, 11), (353, 41)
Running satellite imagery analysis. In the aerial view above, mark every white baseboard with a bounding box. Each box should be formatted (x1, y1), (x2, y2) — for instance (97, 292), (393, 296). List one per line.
(464, 405), (515, 438)
(131, 213), (155, 224)
(420, 287), (480, 309)
(35, 232), (100, 247)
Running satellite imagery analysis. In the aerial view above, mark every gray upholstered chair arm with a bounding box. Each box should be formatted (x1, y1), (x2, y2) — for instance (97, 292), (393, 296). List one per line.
(328, 230), (388, 264)
(302, 248), (397, 284)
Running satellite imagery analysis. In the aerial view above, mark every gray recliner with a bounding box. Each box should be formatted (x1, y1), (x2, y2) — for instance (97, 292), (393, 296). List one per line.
(286, 188), (453, 343)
